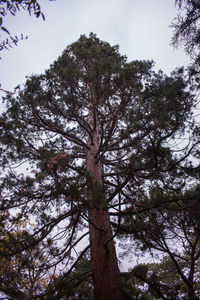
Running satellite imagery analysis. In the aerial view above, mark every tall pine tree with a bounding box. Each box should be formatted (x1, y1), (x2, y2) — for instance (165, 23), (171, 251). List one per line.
(0, 33), (197, 299)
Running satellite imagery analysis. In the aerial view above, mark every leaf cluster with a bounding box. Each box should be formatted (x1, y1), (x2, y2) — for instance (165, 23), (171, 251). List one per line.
(172, 0), (200, 62)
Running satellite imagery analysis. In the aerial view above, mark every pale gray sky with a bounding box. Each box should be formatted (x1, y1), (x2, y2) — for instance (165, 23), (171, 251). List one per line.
(1, 0), (190, 92)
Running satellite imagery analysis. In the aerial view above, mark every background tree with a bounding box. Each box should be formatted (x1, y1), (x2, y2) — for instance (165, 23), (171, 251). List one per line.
(118, 184), (200, 299)
(0, 33), (198, 299)
(122, 257), (188, 300)
(46, 255), (93, 300)
(0, 213), (54, 299)
(172, 0), (200, 63)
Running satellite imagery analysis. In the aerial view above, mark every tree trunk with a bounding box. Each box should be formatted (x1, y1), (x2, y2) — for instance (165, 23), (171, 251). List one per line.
(188, 285), (198, 300)
(86, 108), (124, 300)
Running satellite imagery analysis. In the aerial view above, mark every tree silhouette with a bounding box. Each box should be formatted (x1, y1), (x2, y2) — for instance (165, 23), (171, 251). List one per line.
(0, 33), (197, 299)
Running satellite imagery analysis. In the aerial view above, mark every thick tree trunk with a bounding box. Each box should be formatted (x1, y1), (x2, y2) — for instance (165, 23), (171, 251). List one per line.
(86, 122), (124, 299)
(188, 285), (198, 300)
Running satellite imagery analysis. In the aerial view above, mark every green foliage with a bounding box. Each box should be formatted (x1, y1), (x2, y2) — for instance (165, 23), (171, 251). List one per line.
(172, 0), (200, 62)
(0, 33), (198, 298)
(126, 256), (196, 299)
(46, 256), (93, 300)
(119, 183), (200, 299)
(0, 216), (52, 299)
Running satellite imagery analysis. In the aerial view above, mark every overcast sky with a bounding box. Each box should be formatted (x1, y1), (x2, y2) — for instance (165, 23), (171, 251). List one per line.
(0, 0), (190, 92)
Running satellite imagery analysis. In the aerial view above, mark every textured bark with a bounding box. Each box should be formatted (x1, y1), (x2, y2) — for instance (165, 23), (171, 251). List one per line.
(86, 113), (124, 299)
(188, 285), (198, 300)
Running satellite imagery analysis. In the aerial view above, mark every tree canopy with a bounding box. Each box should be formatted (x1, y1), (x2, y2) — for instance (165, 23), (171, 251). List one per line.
(119, 184), (200, 299)
(0, 33), (199, 299)
(172, 0), (200, 63)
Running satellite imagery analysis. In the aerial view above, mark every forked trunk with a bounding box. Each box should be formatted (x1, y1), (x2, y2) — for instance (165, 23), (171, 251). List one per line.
(86, 118), (124, 299)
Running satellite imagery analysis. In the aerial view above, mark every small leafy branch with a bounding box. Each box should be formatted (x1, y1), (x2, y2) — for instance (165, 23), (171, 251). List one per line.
(0, 33), (28, 53)
(0, 0), (54, 57)
(0, 0), (46, 22)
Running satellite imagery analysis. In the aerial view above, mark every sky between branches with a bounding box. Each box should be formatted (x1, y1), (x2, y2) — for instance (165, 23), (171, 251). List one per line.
(0, 0), (195, 273)
(0, 0), (190, 93)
